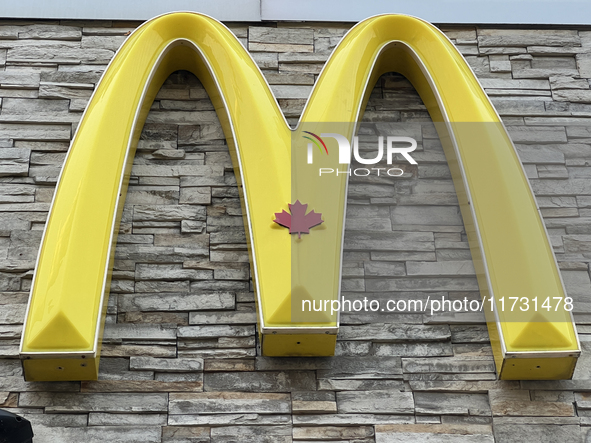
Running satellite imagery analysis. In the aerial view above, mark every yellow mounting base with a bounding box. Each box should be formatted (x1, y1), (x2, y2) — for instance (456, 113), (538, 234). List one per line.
(498, 356), (578, 381)
(261, 333), (337, 357)
(23, 356), (99, 382)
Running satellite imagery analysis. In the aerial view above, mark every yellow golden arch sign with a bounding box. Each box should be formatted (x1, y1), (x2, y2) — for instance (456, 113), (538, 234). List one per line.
(20, 12), (579, 381)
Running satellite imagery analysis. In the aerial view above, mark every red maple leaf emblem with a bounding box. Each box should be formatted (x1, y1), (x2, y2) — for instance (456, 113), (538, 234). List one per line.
(274, 200), (324, 239)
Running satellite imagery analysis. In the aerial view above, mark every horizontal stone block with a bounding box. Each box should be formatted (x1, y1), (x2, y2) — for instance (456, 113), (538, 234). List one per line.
(17, 24), (81, 40)
(32, 425), (161, 443)
(493, 424), (580, 443)
(169, 392), (290, 414)
(135, 280), (189, 293)
(83, 27), (135, 36)
(371, 251), (437, 262)
(513, 68), (580, 79)
(129, 356), (203, 372)
(102, 343), (176, 358)
(406, 260), (475, 276)
(0, 184), (35, 203)
(88, 413), (167, 426)
(204, 371), (315, 392)
(249, 27), (313, 45)
(131, 164), (224, 177)
(168, 413), (290, 426)
(189, 280), (249, 291)
(178, 325), (254, 338)
(132, 205), (206, 221)
(3, 97), (70, 117)
(410, 180), (456, 195)
(39, 72), (100, 91)
(563, 235), (591, 253)
(81, 35), (126, 51)
(278, 52), (329, 63)
(293, 425), (373, 439)
(135, 263), (212, 281)
(38, 83), (93, 101)
(480, 78), (550, 90)
(0, 123), (70, 141)
(211, 425), (291, 442)
(270, 84), (312, 99)
(375, 424), (494, 443)
(489, 390), (574, 417)
(279, 62), (324, 74)
(118, 292), (235, 312)
(180, 175), (237, 188)
(491, 99), (546, 115)
(335, 340), (372, 356)
(514, 145), (565, 164)
(478, 29), (579, 47)
(414, 392), (491, 416)
(155, 373), (202, 384)
(294, 414), (412, 429)
(509, 126), (568, 144)
(0, 147), (30, 176)
(249, 42), (313, 52)
(362, 261), (407, 277)
(531, 179), (591, 195)
(339, 324), (450, 342)
(344, 231), (434, 252)
(0, 27), (18, 40)
(348, 183), (396, 199)
(181, 220), (206, 233)
(292, 400), (338, 414)
(0, 304), (26, 324)
(91, 357), (150, 381)
(0, 376), (78, 392)
(153, 233), (209, 249)
(145, 110), (218, 125)
(553, 89), (591, 103)
(123, 311), (188, 326)
(409, 380), (519, 392)
(30, 151), (66, 167)
(402, 357), (495, 374)
(365, 277), (479, 292)
(126, 187), (179, 205)
(251, 52), (278, 69)
(0, 273), (22, 292)
(19, 392), (168, 413)
(391, 205), (463, 226)
(17, 413), (86, 428)
(203, 358), (254, 372)
(537, 164), (569, 179)
(0, 71), (40, 88)
(7, 42), (114, 64)
(189, 311), (256, 325)
(550, 75), (590, 90)
(373, 342), (454, 357)
(102, 324), (176, 340)
(180, 187), (211, 205)
(115, 245), (209, 262)
(0, 325), (23, 339)
(264, 72), (314, 85)
(337, 390), (414, 414)
(450, 325), (490, 343)
(81, 380), (202, 393)
(532, 56), (577, 70)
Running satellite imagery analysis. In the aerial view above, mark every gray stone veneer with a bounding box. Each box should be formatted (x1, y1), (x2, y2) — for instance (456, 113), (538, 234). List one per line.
(0, 19), (590, 442)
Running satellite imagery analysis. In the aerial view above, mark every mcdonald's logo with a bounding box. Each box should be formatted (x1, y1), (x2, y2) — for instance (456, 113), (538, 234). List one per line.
(19, 12), (579, 382)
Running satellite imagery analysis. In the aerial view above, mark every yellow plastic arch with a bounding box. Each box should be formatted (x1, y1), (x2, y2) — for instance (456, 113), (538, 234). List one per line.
(20, 12), (579, 381)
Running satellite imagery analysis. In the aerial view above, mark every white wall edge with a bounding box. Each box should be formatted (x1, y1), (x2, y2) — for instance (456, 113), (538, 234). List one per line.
(1, 0), (590, 25)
